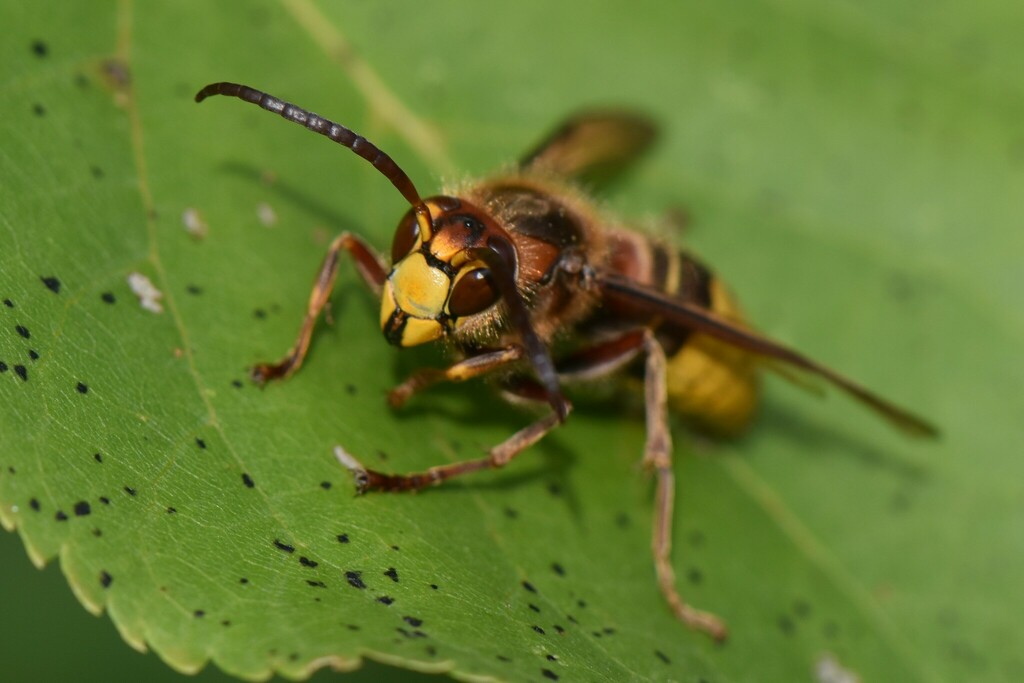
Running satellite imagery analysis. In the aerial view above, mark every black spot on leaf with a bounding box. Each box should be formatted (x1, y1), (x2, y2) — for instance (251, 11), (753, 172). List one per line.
(55, 510), (68, 521)
(186, 284), (202, 295)
(40, 276), (61, 293)
(320, 481), (331, 489)
(554, 624), (565, 634)
(101, 292), (115, 304)
(529, 604), (540, 613)
(14, 365), (27, 381)
(522, 580), (537, 594)
(299, 556), (318, 568)
(76, 382), (89, 394)
(273, 539), (295, 553)
(551, 562), (565, 576)
(654, 649), (670, 664)
(546, 654), (558, 662)
(32, 103), (46, 117)
(687, 568), (703, 584)
(99, 496), (110, 505)
(194, 610), (205, 618)
(15, 325), (30, 339)
(123, 486), (136, 496)
(28, 350), (39, 361)
(377, 596), (394, 605)
(74, 501), (91, 516)
(541, 668), (559, 680)
(239, 578), (249, 584)
(403, 616), (423, 627)
(31, 40), (48, 57)
(3, 299), (12, 307)
(306, 580), (326, 588)
(337, 533), (349, 544)
(0, 362), (7, 373)
(430, 584), (438, 590)
(29, 498), (40, 511)
(195, 438), (206, 449)
(91, 166), (104, 179)
(384, 567), (399, 583)
(532, 625), (545, 635)
(94, 453), (103, 463)
(241, 473), (254, 488)
(166, 507), (177, 514)
(100, 571), (113, 588)
(345, 571), (366, 589)
(231, 379), (243, 388)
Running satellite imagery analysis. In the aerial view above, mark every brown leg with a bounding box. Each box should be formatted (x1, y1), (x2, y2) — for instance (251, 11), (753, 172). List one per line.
(389, 329), (650, 409)
(641, 331), (728, 640)
(335, 392), (570, 493)
(252, 232), (387, 385)
(388, 345), (525, 408)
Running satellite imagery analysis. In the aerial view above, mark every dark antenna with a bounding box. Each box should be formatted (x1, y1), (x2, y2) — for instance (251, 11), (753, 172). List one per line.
(195, 82), (425, 210)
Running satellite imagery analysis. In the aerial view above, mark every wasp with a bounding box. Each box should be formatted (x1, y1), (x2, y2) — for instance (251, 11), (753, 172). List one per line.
(196, 82), (936, 640)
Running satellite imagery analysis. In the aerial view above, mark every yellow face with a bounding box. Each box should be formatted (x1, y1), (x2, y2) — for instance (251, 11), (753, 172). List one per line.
(379, 252), (449, 346)
(379, 197), (505, 347)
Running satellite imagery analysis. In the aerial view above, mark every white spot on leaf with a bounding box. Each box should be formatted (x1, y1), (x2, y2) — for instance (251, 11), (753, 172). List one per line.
(127, 272), (164, 314)
(816, 653), (861, 683)
(182, 208), (207, 239)
(256, 202), (277, 227)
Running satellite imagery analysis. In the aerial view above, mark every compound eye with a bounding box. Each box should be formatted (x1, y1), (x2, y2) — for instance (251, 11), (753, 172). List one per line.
(390, 211), (420, 263)
(447, 268), (499, 317)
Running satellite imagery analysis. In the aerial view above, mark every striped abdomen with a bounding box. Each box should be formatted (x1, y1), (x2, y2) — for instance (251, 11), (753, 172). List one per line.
(604, 230), (760, 435)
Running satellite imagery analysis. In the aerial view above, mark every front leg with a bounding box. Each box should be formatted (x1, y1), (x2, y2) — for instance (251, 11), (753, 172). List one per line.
(387, 345), (525, 408)
(338, 377), (570, 493)
(252, 232), (386, 384)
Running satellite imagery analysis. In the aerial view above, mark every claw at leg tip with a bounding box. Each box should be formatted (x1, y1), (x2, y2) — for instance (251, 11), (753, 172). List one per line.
(250, 365), (272, 387)
(333, 445), (369, 493)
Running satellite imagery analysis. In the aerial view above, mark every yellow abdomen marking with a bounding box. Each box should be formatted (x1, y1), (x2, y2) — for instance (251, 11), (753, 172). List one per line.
(666, 279), (760, 435)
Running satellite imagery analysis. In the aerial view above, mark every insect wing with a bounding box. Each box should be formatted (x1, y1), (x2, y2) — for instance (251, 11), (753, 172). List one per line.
(597, 273), (938, 438)
(520, 111), (658, 186)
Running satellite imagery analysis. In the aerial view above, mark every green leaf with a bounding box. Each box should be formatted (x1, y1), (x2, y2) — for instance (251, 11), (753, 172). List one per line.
(2, 1), (1020, 682)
